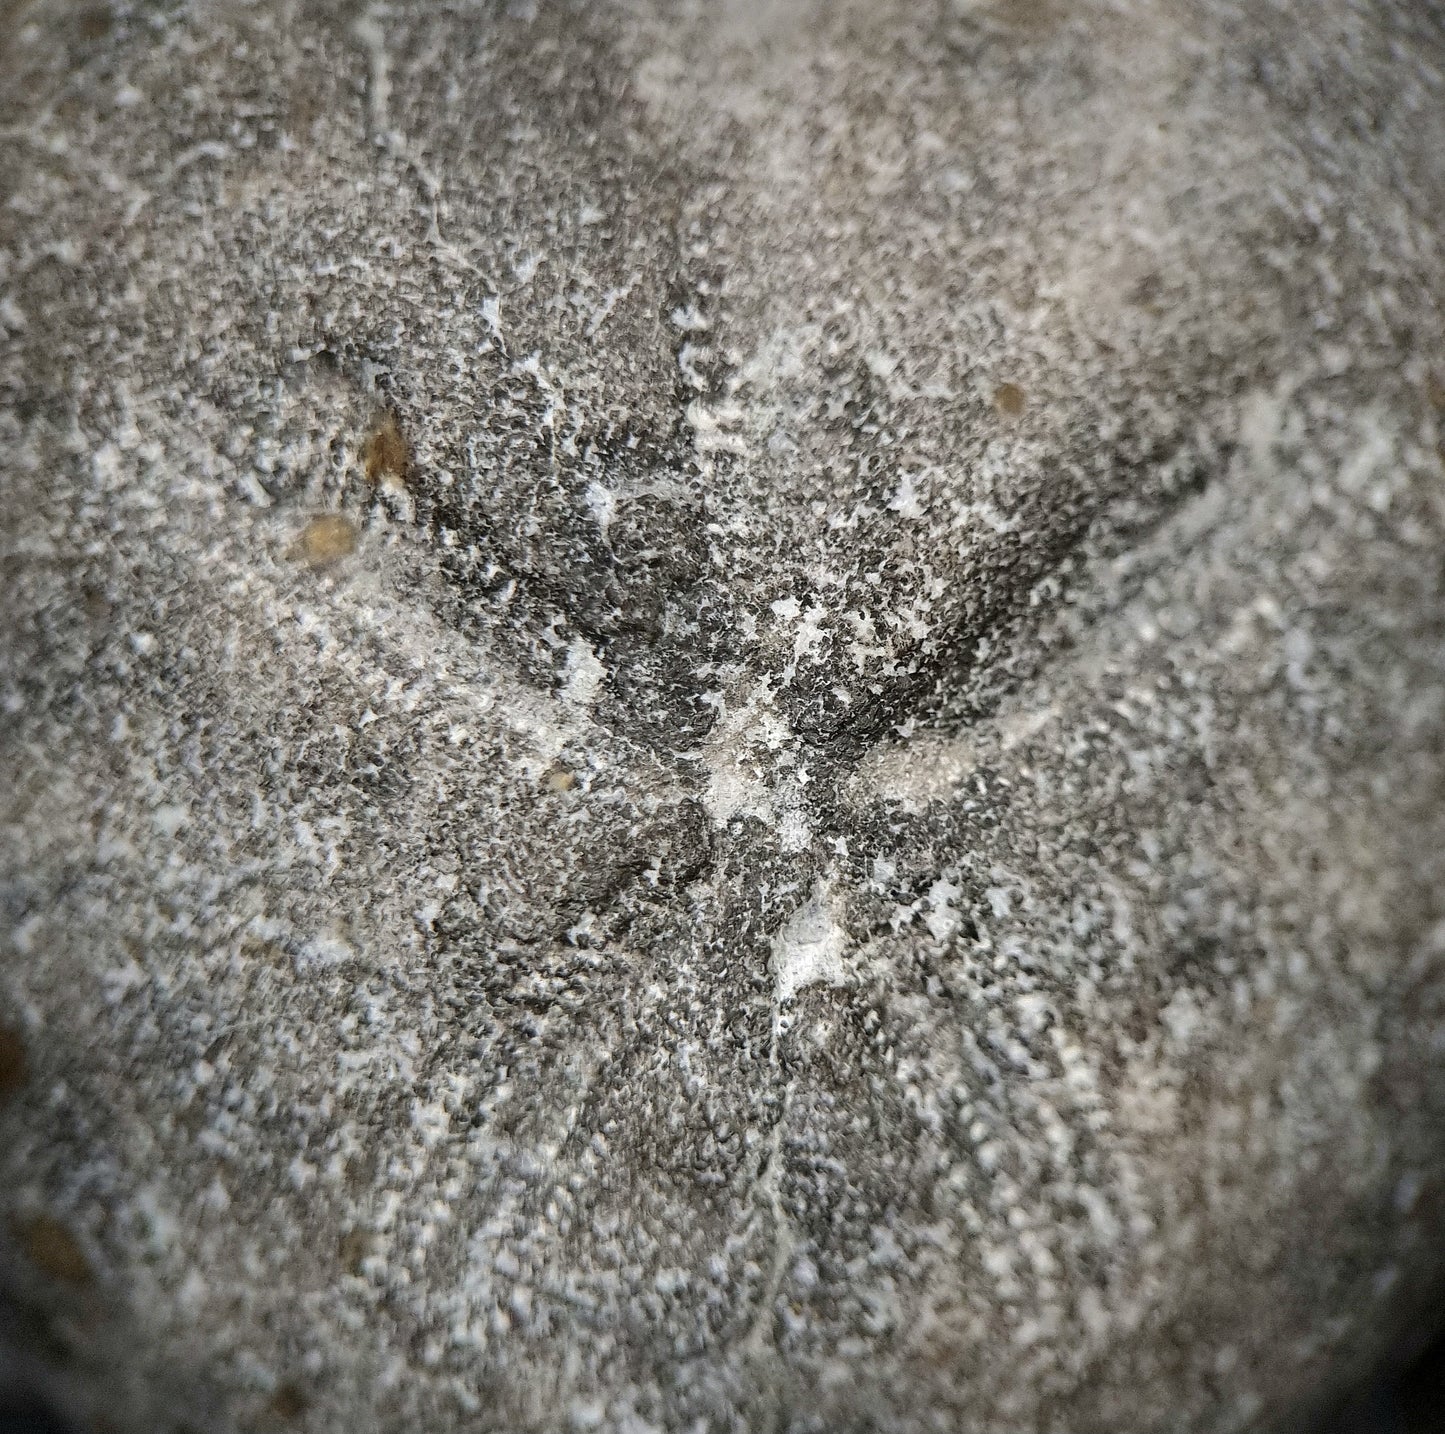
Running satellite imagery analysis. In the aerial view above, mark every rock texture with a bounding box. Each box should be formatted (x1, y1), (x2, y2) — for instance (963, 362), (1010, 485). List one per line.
(2, 0), (1444, 1430)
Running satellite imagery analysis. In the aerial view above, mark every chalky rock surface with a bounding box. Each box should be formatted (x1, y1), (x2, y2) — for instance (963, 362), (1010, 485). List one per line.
(3, 0), (1445, 1430)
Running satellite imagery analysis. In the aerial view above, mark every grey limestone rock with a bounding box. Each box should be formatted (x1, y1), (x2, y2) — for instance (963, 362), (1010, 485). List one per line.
(2, 0), (1445, 1430)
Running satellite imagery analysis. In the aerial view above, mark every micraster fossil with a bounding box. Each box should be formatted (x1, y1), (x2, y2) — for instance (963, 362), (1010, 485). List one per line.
(1, 1), (1443, 1430)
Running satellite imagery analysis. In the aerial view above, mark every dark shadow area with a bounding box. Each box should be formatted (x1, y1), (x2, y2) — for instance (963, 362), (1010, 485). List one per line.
(1317, 1313), (1445, 1434)
(0, 1307), (1440, 1432)
(0, 1398), (73, 1434)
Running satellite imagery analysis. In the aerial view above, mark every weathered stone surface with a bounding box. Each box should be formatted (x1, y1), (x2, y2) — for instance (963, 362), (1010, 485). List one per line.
(2, 1), (1444, 1430)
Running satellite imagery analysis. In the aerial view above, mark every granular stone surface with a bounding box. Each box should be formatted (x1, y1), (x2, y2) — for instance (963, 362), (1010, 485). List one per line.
(2, 1), (1444, 1431)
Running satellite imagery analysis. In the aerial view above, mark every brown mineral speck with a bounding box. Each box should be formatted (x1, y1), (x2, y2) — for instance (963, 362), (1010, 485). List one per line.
(77, 7), (114, 42)
(18, 1214), (93, 1286)
(81, 585), (112, 624)
(241, 936), (291, 966)
(994, 382), (1027, 417)
(269, 1383), (309, 1421)
(993, 0), (1058, 31)
(0, 1025), (26, 1098)
(292, 514), (358, 566)
(363, 411), (409, 487)
(543, 763), (576, 792)
(1426, 372), (1445, 412)
(337, 1228), (370, 1275)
